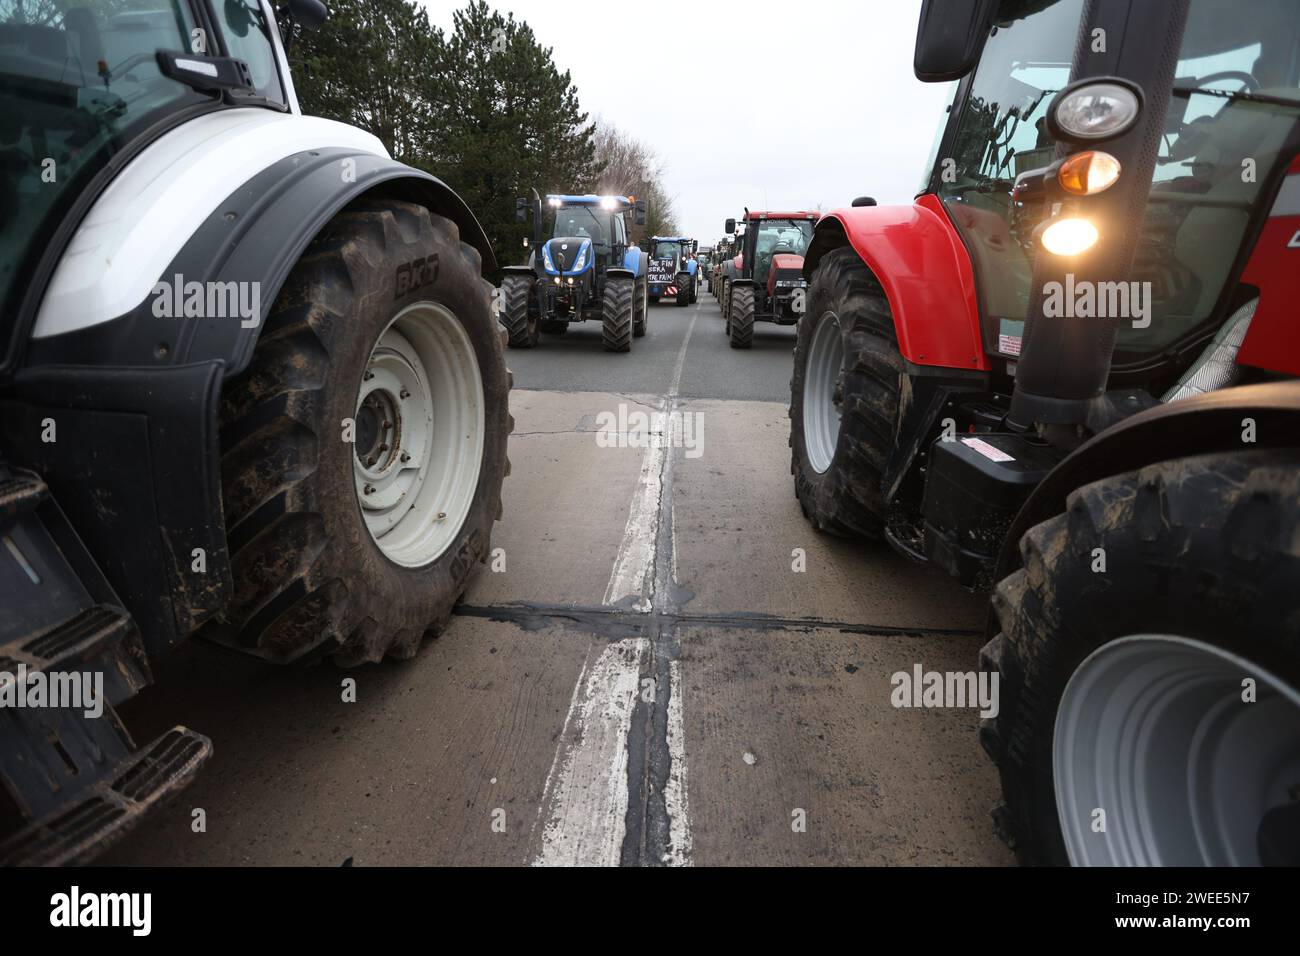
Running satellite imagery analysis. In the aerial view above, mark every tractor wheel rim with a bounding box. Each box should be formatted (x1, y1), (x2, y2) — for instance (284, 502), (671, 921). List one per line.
(1053, 633), (1300, 866)
(354, 301), (485, 568)
(803, 309), (844, 474)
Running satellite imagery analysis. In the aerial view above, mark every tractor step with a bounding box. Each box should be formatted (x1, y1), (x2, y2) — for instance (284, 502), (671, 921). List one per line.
(0, 470), (47, 526)
(0, 604), (137, 676)
(0, 458), (209, 863)
(0, 726), (212, 866)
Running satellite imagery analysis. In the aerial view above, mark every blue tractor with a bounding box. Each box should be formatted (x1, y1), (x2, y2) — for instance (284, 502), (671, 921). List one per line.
(502, 194), (650, 351)
(647, 236), (699, 307)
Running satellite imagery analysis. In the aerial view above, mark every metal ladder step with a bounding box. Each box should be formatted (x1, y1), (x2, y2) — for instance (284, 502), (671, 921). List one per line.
(0, 726), (212, 866)
(0, 470), (47, 528)
(0, 604), (136, 676)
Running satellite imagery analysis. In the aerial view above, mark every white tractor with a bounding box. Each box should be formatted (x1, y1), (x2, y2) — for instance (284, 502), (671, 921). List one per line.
(0, 0), (510, 863)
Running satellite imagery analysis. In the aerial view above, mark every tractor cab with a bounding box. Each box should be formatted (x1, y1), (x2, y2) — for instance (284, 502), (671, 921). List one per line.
(918, 0), (1300, 402)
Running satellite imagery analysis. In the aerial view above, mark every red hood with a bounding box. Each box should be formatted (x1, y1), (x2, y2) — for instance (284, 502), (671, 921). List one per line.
(768, 253), (805, 296)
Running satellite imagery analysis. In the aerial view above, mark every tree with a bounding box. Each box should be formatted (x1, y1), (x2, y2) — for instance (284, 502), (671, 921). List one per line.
(290, 0), (445, 171)
(591, 120), (678, 247)
(435, 1), (600, 272)
(292, 0), (601, 275)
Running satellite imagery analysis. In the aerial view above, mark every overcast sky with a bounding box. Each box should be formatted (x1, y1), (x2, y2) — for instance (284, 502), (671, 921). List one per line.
(419, 0), (953, 243)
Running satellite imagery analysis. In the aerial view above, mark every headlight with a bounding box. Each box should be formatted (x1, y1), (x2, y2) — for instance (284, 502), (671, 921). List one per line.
(600, 196), (618, 210)
(572, 245), (588, 272)
(542, 245), (555, 272)
(548, 197), (562, 207)
(1041, 218), (1099, 256)
(1051, 80), (1140, 141)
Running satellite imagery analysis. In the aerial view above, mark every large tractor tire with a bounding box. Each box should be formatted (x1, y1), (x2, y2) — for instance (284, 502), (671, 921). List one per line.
(500, 273), (538, 348)
(788, 246), (903, 537)
(719, 280), (730, 321)
(214, 198), (511, 665)
(689, 272), (699, 304)
(980, 449), (1300, 866)
(675, 273), (691, 307)
(727, 285), (755, 349)
(602, 275), (634, 352)
(633, 278), (649, 338)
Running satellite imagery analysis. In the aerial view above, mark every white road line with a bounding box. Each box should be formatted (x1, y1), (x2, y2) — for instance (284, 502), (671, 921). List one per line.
(531, 638), (649, 866)
(601, 309), (698, 610)
(537, 307), (700, 866)
(663, 658), (693, 866)
(601, 407), (668, 611)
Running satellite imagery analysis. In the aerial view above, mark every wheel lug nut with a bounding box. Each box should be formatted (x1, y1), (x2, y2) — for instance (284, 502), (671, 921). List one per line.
(400, 452), (411, 463)
(383, 420), (392, 430)
(364, 370), (374, 381)
(436, 511), (447, 520)
(367, 456), (376, 466)
(363, 484), (375, 495)
(399, 388), (410, 399)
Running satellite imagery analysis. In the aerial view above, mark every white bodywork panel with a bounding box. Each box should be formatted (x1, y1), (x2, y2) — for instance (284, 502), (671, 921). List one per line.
(32, 109), (389, 339)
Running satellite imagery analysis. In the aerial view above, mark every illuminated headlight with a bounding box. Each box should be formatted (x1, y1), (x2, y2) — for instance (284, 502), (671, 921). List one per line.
(548, 197), (563, 207)
(1041, 217), (1099, 256)
(1051, 81), (1140, 142)
(600, 196), (618, 211)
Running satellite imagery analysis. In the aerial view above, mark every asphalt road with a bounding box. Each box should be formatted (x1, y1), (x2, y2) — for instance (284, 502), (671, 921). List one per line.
(106, 287), (1012, 866)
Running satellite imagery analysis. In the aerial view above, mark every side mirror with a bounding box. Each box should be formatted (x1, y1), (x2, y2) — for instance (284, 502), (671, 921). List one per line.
(692, 240), (699, 253)
(634, 199), (648, 226)
(913, 0), (996, 82)
(515, 197), (529, 223)
(288, 0), (329, 33)
(725, 218), (735, 235)
(851, 196), (877, 207)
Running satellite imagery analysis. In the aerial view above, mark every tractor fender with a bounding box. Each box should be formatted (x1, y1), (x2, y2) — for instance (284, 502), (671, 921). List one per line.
(503, 264), (538, 279)
(25, 143), (496, 380)
(606, 268), (638, 282)
(730, 278), (755, 288)
(994, 380), (1300, 584)
(804, 194), (987, 372)
(686, 260), (698, 277)
(620, 246), (648, 278)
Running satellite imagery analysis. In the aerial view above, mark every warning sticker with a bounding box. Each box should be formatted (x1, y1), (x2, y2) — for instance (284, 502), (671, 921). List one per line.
(961, 437), (1016, 462)
(998, 334), (1022, 356)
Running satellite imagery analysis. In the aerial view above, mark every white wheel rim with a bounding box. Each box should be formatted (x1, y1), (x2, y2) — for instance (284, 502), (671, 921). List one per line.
(1053, 634), (1300, 865)
(353, 302), (484, 568)
(803, 309), (844, 474)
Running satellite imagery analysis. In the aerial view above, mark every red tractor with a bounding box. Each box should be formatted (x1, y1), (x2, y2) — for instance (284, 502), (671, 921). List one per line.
(792, 0), (1300, 866)
(719, 210), (820, 348)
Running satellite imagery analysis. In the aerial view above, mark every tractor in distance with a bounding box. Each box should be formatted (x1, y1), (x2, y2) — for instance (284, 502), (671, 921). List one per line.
(647, 235), (699, 306)
(790, 0), (1300, 867)
(0, 0), (510, 863)
(721, 209), (820, 348)
(710, 234), (736, 299)
(501, 193), (649, 352)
